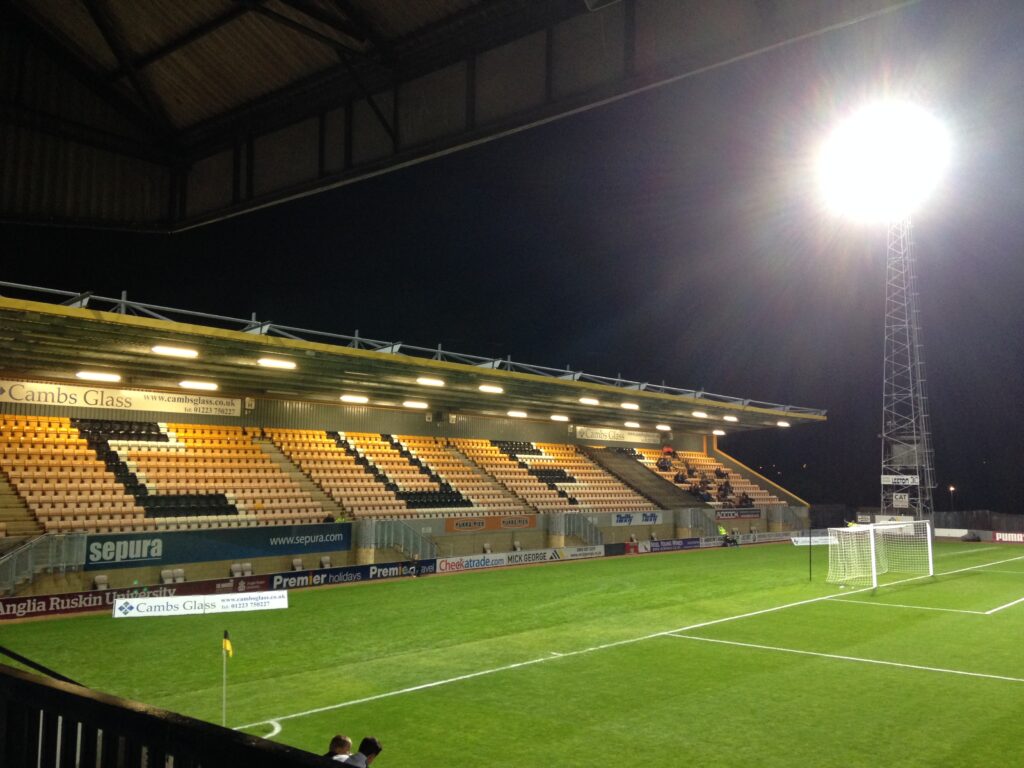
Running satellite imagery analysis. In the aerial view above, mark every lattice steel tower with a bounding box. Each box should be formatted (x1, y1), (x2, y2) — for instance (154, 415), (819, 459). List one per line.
(881, 218), (935, 520)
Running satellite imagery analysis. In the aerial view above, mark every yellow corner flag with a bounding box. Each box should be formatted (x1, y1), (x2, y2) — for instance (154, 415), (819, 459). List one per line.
(222, 630), (233, 657)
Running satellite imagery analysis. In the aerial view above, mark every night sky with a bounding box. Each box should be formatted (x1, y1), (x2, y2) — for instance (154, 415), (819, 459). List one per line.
(3, 0), (1023, 513)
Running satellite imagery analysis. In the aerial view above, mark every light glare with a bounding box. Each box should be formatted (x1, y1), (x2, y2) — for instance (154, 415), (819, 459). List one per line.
(507, 410), (528, 418)
(723, 415), (739, 423)
(479, 384), (503, 394)
(152, 345), (198, 358)
(76, 371), (121, 383)
(818, 101), (950, 222)
(713, 429), (726, 436)
(416, 377), (445, 387)
(179, 380), (218, 391)
(340, 394), (369, 404)
(403, 400), (429, 409)
(550, 414), (569, 422)
(579, 397), (600, 406)
(655, 424), (671, 431)
(621, 402), (639, 411)
(258, 358), (296, 370)
(624, 421), (640, 428)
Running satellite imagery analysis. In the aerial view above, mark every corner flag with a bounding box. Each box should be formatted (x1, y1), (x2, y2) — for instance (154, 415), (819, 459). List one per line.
(222, 630), (233, 657)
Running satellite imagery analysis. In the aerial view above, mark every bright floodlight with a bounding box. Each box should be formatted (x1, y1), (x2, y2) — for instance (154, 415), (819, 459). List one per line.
(818, 101), (950, 222)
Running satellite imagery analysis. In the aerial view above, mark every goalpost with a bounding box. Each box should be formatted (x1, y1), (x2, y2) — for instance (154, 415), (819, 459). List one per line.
(827, 520), (933, 589)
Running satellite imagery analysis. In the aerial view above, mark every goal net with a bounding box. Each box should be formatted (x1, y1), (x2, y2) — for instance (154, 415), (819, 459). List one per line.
(827, 520), (933, 588)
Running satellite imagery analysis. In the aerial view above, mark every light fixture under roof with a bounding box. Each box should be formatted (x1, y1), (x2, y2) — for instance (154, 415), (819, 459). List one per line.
(416, 376), (445, 387)
(76, 371), (121, 383)
(621, 402), (639, 410)
(550, 414), (569, 422)
(713, 429), (726, 436)
(507, 410), (528, 418)
(624, 421), (640, 428)
(478, 384), (503, 394)
(655, 424), (671, 431)
(777, 420), (791, 428)
(723, 415), (739, 423)
(340, 394), (369, 404)
(403, 400), (429, 409)
(692, 411), (709, 419)
(579, 397), (600, 406)
(152, 345), (198, 358)
(258, 357), (296, 370)
(179, 380), (218, 391)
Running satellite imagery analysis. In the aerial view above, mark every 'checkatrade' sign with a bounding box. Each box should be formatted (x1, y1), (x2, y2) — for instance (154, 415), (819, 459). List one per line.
(85, 523), (351, 570)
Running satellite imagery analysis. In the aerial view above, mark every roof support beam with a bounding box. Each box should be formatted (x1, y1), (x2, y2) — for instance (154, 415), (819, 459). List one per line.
(246, 3), (377, 65)
(276, 0), (370, 47)
(81, 0), (175, 134)
(331, 0), (397, 66)
(0, 2), (163, 137)
(106, 5), (253, 80)
(0, 102), (178, 164)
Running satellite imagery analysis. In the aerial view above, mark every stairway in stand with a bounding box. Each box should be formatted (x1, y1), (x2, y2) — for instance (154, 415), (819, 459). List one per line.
(0, 470), (43, 538)
(255, 438), (347, 520)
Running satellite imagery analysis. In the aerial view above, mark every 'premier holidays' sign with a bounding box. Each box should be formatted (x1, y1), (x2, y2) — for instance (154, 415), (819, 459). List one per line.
(0, 379), (241, 417)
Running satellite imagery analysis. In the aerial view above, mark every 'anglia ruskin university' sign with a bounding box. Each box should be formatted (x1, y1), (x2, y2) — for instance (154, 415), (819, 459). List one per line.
(84, 523), (352, 571)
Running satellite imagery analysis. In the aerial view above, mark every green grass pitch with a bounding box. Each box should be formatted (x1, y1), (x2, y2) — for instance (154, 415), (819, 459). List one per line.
(3, 541), (1024, 766)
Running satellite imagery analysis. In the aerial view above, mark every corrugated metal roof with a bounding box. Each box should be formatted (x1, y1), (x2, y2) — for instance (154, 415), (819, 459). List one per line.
(7, 0), (487, 131)
(143, 11), (341, 129)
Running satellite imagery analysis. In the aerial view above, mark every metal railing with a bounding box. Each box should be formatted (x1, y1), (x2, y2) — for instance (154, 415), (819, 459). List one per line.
(372, 519), (438, 561)
(0, 663), (328, 768)
(0, 534), (87, 595)
(565, 513), (603, 546)
(0, 281), (826, 417)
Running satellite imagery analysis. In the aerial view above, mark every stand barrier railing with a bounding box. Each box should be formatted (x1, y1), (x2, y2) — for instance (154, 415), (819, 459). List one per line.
(0, 534), (87, 595)
(0, 663), (328, 768)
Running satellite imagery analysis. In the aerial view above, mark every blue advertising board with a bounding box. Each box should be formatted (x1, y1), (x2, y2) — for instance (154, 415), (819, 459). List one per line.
(647, 538), (701, 553)
(84, 523), (352, 571)
(266, 559), (438, 590)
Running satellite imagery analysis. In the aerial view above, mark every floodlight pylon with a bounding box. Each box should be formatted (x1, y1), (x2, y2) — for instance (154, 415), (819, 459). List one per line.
(881, 218), (936, 520)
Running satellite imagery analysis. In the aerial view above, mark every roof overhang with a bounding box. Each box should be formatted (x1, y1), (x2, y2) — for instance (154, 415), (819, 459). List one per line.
(0, 293), (825, 435)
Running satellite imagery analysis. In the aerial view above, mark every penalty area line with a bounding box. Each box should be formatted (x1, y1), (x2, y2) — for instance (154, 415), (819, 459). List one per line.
(666, 634), (1024, 684)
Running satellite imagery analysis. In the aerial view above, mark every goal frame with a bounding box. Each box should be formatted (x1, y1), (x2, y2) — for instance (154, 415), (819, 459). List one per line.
(827, 520), (934, 589)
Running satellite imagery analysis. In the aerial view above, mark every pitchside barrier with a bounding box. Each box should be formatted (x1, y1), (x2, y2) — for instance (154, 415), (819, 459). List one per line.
(0, 663), (328, 768)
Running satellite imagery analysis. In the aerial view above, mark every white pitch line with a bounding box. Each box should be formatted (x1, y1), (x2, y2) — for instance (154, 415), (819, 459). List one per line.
(985, 595), (1024, 615)
(666, 634), (1024, 684)
(234, 553), (1024, 732)
(831, 598), (986, 615)
(263, 721), (282, 740)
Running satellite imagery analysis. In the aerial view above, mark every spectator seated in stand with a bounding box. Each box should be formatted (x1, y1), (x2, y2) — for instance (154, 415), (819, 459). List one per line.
(684, 460), (696, 477)
(656, 456), (672, 472)
(714, 466), (728, 479)
(673, 470), (687, 484)
(738, 492), (753, 508)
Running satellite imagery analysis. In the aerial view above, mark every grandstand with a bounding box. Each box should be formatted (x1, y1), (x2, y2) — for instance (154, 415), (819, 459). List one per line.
(0, 287), (821, 552)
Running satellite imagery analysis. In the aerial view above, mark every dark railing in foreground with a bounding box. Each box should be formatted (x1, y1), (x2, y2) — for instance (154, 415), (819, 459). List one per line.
(0, 663), (326, 768)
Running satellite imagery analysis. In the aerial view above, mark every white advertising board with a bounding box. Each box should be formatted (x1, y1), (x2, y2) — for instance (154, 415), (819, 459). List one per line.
(575, 426), (658, 444)
(113, 591), (287, 618)
(0, 379), (241, 417)
(435, 546), (604, 574)
(881, 475), (919, 486)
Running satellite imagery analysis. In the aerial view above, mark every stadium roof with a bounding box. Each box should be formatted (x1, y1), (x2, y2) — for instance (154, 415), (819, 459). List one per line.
(0, 283), (825, 434)
(1, 0), (911, 229)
